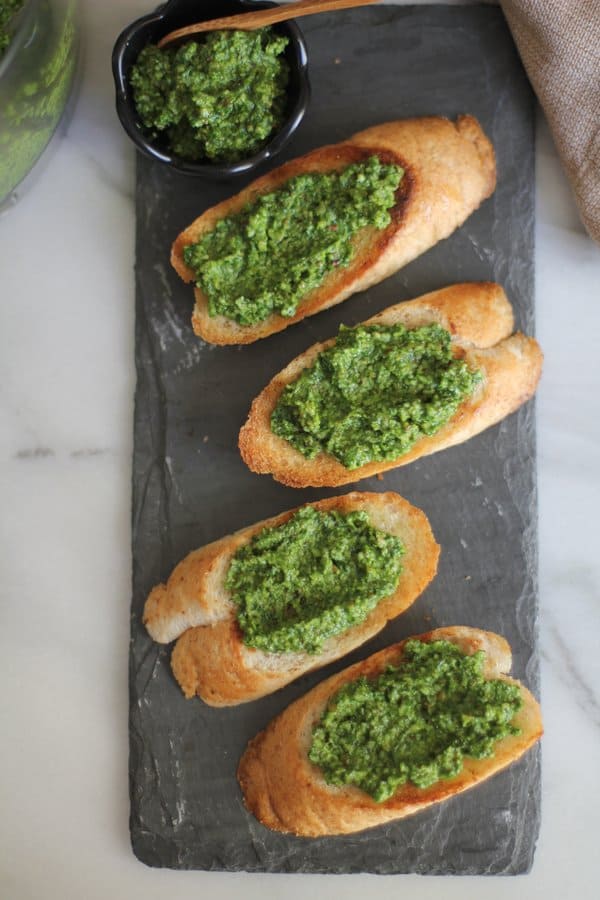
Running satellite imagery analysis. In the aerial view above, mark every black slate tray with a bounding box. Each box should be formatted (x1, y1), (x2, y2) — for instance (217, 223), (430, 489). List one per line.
(130, 4), (539, 874)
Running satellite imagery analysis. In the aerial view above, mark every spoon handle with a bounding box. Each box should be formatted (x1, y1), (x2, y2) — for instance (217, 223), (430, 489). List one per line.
(158, 0), (380, 48)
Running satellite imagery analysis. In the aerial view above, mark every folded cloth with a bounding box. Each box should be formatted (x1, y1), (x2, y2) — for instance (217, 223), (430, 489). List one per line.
(501, 0), (600, 243)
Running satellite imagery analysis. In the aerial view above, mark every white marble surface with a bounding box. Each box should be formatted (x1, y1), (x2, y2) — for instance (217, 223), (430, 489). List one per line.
(1, 1), (599, 896)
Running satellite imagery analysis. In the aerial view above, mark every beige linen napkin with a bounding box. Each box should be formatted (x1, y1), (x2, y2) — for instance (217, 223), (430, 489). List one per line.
(501, 0), (600, 243)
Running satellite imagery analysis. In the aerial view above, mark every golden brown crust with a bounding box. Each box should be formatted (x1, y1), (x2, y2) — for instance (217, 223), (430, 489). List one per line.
(238, 283), (543, 488)
(144, 492), (439, 705)
(171, 115), (496, 344)
(237, 626), (543, 836)
(143, 540), (232, 643)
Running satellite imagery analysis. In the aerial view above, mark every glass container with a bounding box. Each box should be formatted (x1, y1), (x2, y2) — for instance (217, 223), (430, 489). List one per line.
(0, 0), (80, 209)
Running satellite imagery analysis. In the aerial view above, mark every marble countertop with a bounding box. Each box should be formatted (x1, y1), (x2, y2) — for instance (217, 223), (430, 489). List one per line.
(1, 1), (598, 897)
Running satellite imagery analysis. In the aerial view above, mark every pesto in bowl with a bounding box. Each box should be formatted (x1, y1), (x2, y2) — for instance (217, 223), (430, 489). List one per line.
(112, 0), (310, 179)
(130, 28), (290, 164)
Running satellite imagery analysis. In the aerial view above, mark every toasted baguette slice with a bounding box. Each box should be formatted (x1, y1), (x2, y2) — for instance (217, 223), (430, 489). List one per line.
(238, 283), (543, 488)
(143, 492), (439, 706)
(238, 626), (543, 836)
(171, 115), (496, 344)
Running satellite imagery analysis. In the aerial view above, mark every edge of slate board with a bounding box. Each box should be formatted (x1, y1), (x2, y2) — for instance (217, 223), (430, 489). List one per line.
(129, 3), (540, 875)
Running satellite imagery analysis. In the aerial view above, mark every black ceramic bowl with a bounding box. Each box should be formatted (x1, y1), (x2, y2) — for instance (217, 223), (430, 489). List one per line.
(112, 0), (310, 179)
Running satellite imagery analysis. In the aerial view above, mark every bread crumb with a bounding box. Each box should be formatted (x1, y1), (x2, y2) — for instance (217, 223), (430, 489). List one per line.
(203, 435), (209, 443)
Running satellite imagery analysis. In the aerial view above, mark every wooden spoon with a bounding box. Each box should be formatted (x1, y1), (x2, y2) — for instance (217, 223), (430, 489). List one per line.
(157, 0), (380, 49)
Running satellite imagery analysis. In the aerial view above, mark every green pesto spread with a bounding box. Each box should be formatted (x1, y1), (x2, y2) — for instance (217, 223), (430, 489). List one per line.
(182, 156), (403, 325)
(225, 506), (404, 654)
(271, 322), (482, 469)
(129, 28), (289, 162)
(309, 639), (523, 802)
(0, 0), (23, 57)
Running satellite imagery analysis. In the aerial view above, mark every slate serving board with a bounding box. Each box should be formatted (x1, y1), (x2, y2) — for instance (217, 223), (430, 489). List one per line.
(130, 4), (539, 874)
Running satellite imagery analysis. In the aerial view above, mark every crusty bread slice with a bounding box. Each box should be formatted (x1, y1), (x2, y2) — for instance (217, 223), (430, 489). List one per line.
(143, 492), (439, 705)
(238, 626), (543, 836)
(238, 283), (543, 488)
(171, 115), (496, 344)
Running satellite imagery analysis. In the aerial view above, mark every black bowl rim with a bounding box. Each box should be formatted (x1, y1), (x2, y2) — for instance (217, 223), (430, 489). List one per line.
(111, 0), (310, 178)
